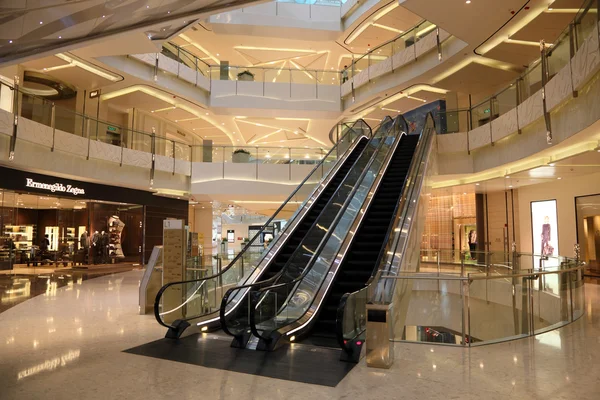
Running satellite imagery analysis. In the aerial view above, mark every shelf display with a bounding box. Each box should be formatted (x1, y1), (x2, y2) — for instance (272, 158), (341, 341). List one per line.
(4, 225), (35, 250)
(108, 215), (125, 259)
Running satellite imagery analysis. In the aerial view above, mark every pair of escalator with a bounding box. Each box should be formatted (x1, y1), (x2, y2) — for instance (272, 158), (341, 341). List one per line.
(154, 115), (424, 358)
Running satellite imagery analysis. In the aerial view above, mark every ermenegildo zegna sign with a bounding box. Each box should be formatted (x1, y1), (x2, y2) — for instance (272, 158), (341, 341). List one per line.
(0, 165), (185, 209)
(25, 178), (86, 196)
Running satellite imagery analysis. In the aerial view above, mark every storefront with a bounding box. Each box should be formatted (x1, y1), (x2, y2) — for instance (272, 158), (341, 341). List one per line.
(0, 166), (187, 270)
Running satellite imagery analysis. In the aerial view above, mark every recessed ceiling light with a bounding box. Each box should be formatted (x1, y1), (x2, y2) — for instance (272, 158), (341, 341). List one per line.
(509, 185), (513, 188)
(9, 40), (12, 43)
(167, 11), (171, 14)
(58, 36), (61, 39)
(475, 183), (480, 186)
(548, 7), (553, 11)
(39, 21), (43, 24)
(216, 53), (220, 56)
(466, 0), (471, 3)
(549, 163), (555, 166)
(505, 176), (510, 178)
(557, 177), (562, 180)
(102, 15), (105, 18)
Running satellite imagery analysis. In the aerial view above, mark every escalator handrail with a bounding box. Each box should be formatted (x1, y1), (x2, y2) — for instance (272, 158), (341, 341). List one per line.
(219, 117), (391, 336)
(153, 119), (371, 330)
(370, 113), (436, 298)
(250, 115), (408, 343)
(335, 113), (436, 353)
(220, 118), (392, 338)
(247, 116), (404, 342)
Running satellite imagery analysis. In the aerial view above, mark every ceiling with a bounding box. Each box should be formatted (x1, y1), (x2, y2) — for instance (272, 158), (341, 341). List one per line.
(0, 0), (265, 65)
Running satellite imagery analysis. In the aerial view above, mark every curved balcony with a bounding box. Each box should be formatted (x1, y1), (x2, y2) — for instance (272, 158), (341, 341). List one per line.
(435, 0), (600, 178)
(124, 19), (456, 112)
(0, 79), (345, 194)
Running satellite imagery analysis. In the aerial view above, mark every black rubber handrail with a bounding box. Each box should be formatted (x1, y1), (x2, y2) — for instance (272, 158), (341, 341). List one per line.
(335, 113), (435, 355)
(154, 119), (371, 330)
(247, 116), (404, 342)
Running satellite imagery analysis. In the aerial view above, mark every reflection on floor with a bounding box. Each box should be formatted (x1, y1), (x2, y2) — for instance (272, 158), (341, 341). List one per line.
(0, 264), (138, 313)
(0, 270), (599, 399)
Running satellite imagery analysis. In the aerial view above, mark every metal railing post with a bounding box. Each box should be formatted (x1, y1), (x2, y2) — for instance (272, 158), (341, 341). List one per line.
(150, 127), (156, 186)
(172, 141), (176, 175)
(461, 278), (469, 345)
(489, 96), (494, 145)
(85, 117), (91, 160)
(540, 40), (553, 144)
(8, 76), (20, 161)
(50, 102), (56, 152)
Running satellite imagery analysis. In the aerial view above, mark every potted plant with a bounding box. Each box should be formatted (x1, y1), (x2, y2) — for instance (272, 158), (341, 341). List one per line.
(237, 70), (255, 81)
(232, 148), (251, 163)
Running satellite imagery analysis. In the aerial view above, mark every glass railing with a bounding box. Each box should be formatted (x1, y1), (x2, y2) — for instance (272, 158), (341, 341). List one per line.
(1, 79), (330, 170)
(373, 253), (584, 347)
(244, 116), (405, 343)
(153, 119), (371, 336)
(344, 20), (436, 81)
(159, 19), (439, 91)
(162, 42), (211, 77)
(437, 0), (598, 134)
(208, 64), (341, 85)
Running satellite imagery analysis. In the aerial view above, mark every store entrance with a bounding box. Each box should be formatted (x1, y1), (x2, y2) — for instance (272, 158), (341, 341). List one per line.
(0, 190), (143, 271)
(576, 194), (600, 276)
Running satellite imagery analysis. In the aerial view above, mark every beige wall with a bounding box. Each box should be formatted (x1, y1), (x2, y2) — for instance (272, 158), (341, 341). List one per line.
(484, 190), (520, 254)
(189, 206), (213, 255)
(518, 171), (600, 257)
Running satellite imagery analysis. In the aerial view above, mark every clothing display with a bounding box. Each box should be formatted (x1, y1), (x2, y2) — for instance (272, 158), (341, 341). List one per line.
(100, 231), (109, 263)
(108, 216), (125, 259)
(542, 222), (553, 256)
(91, 231), (100, 264)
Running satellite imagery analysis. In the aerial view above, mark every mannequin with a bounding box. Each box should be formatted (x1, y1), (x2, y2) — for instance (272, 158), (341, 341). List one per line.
(101, 230), (109, 263)
(91, 231), (100, 264)
(108, 215), (125, 259)
(79, 231), (90, 264)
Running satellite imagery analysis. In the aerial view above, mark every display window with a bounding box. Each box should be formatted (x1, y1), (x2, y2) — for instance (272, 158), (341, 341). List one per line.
(531, 200), (559, 268)
(576, 194), (600, 276)
(0, 190), (143, 271)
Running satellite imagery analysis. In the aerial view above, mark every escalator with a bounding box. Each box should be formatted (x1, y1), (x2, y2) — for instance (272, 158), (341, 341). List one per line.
(257, 137), (368, 283)
(153, 120), (372, 338)
(236, 114), (435, 357)
(220, 117), (398, 347)
(305, 134), (419, 346)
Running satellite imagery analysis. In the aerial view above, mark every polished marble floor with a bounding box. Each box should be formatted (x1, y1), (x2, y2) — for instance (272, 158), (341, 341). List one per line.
(0, 270), (599, 399)
(0, 265), (137, 313)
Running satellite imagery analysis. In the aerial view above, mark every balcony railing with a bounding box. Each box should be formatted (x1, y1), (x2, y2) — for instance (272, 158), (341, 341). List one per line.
(436, 0), (599, 142)
(0, 79), (332, 172)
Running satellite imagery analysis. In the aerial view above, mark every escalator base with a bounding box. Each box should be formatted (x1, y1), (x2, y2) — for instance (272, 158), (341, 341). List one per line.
(125, 333), (356, 387)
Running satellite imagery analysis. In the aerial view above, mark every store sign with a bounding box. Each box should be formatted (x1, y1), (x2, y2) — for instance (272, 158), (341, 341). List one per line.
(25, 178), (86, 196)
(107, 125), (118, 132)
